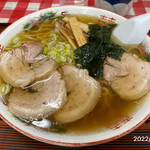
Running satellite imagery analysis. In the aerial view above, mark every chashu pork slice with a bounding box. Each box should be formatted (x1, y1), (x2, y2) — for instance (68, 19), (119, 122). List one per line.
(21, 41), (47, 64)
(104, 53), (150, 100)
(8, 71), (67, 120)
(54, 65), (101, 124)
(0, 41), (56, 88)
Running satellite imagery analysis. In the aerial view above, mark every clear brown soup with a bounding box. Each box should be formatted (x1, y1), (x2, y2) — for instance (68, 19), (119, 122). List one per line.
(59, 15), (144, 134)
(63, 81), (144, 134)
(6, 14), (145, 134)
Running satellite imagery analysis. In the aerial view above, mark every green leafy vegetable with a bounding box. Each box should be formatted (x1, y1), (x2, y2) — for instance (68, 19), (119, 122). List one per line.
(74, 24), (125, 78)
(146, 56), (150, 62)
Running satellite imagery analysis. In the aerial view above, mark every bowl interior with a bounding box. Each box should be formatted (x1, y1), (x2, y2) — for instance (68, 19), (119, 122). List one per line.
(0, 6), (150, 147)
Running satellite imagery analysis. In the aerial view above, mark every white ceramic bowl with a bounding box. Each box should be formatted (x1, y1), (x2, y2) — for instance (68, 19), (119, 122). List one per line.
(0, 6), (150, 147)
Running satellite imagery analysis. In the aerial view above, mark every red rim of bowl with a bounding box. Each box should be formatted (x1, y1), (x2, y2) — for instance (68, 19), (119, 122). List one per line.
(0, 5), (150, 147)
(0, 113), (149, 147)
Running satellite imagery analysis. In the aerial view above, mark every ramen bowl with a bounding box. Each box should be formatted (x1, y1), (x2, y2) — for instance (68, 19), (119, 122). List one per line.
(0, 6), (150, 147)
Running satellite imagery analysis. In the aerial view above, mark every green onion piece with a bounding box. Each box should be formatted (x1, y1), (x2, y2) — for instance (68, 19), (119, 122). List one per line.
(13, 42), (21, 48)
(48, 50), (57, 60)
(5, 48), (12, 50)
(0, 83), (12, 95)
(48, 127), (66, 133)
(11, 36), (20, 44)
(43, 47), (48, 54)
(11, 36), (21, 48)
(49, 33), (58, 41)
(47, 42), (74, 66)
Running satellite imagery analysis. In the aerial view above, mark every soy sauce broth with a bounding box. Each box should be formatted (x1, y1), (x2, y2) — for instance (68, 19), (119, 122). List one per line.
(55, 15), (144, 134)
(62, 80), (144, 134)
(4, 14), (146, 134)
(12, 79), (145, 134)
